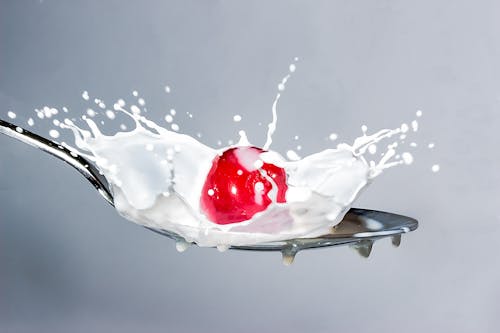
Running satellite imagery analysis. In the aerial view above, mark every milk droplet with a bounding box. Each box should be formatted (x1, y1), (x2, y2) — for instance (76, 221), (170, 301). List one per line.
(411, 120), (418, 132)
(62, 107), (69, 113)
(164, 86), (171, 93)
(120, 124), (127, 131)
(368, 144), (377, 154)
(289, 64), (296, 72)
(105, 110), (116, 119)
(165, 115), (173, 123)
(49, 129), (60, 139)
(171, 123), (179, 131)
(86, 109), (96, 117)
(329, 133), (338, 141)
(138, 98), (145, 106)
(428, 143), (435, 149)
(53, 119), (60, 126)
(233, 115), (242, 122)
(27, 118), (34, 126)
(432, 164), (440, 172)
(402, 152), (414, 165)
(15, 127), (23, 133)
(361, 125), (368, 134)
(286, 150), (301, 161)
(416, 110), (423, 117)
(401, 123), (409, 133)
(410, 142), (417, 147)
(294, 135), (299, 140)
(7, 111), (16, 119)
(82, 91), (89, 100)
(170, 109), (176, 116)
(207, 189), (215, 196)
(132, 90), (138, 97)
(130, 105), (141, 115)
(278, 83), (285, 91)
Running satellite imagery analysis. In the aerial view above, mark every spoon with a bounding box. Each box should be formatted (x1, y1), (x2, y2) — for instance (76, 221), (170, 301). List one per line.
(0, 118), (418, 263)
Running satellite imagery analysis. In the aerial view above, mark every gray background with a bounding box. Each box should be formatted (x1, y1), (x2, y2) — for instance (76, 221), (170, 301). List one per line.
(1, 0), (499, 332)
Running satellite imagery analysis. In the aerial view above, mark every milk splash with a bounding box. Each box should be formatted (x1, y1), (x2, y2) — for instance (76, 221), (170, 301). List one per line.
(11, 60), (425, 248)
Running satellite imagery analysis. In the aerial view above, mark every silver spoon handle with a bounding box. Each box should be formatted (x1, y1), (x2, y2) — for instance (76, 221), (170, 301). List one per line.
(0, 119), (114, 206)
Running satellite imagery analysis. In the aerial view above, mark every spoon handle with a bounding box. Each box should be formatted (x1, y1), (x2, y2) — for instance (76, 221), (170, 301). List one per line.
(0, 119), (114, 206)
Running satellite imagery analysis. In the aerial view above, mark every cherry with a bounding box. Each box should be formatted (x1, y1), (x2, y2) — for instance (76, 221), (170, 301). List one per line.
(200, 146), (288, 225)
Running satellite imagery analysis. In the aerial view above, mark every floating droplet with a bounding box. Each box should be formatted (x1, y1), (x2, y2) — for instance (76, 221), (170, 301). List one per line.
(7, 111), (16, 119)
(431, 164), (440, 172)
(49, 129), (60, 139)
(233, 115), (242, 122)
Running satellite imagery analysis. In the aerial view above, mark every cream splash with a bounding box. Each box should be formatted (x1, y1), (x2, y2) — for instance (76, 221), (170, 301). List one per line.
(11, 61), (426, 248)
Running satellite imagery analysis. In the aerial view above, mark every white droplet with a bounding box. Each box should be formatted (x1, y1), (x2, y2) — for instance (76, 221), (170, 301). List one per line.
(164, 86), (171, 93)
(120, 124), (127, 131)
(27, 118), (34, 126)
(402, 152), (414, 165)
(49, 129), (60, 139)
(432, 164), (440, 172)
(361, 125), (368, 134)
(171, 123), (179, 131)
(15, 127), (23, 133)
(289, 64), (296, 72)
(82, 91), (89, 100)
(132, 90), (138, 97)
(286, 150), (301, 161)
(233, 115), (242, 122)
(105, 110), (116, 119)
(165, 114), (173, 123)
(52, 119), (60, 126)
(130, 105), (141, 115)
(411, 120), (418, 132)
(410, 142), (417, 147)
(62, 107), (69, 113)
(7, 111), (16, 119)
(138, 98), (145, 106)
(278, 83), (285, 91)
(253, 159), (264, 169)
(86, 109), (96, 117)
(368, 144), (377, 154)
(329, 133), (338, 141)
(230, 186), (237, 195)
(294, 135), (299, 140)
(416, 110), (423, 117)
(401, 123), (409, 133)
(428, 143), (435, 149)
(207, 189), (215, 196)
(170, 109), (176, 116)
(237, 170), (243, 176)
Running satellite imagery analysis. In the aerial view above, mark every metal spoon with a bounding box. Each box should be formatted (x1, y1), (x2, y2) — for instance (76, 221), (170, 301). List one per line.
(0, 118), (418, 262)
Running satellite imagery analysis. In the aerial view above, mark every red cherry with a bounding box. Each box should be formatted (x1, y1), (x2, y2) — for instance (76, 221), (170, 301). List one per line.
(200, 146), (288, 225)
